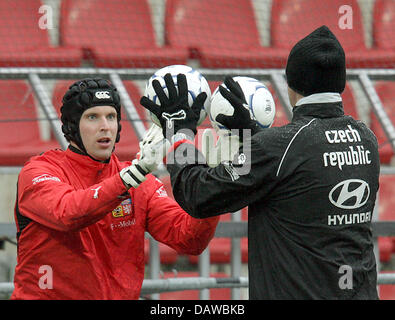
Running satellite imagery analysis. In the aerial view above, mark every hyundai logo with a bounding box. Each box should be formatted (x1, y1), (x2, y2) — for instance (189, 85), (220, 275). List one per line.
(329, 179), (370, 209)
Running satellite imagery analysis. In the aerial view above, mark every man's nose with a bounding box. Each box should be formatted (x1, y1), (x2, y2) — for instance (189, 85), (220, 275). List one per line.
(100, 117), (111, 130)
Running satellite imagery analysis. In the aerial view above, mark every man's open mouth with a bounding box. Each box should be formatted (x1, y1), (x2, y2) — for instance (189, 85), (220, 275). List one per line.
(97, 137), (111, 145)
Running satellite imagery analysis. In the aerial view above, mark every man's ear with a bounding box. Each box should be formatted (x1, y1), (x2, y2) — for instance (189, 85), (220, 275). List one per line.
(287, 86), (304, 107)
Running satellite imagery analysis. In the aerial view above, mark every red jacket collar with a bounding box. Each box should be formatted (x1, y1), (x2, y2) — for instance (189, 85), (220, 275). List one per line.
(65, 145), (118, 171)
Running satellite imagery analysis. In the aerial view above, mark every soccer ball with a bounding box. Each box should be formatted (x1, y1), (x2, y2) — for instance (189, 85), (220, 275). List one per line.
(144, 65), (211, 127)
(209, 77), (276, 131)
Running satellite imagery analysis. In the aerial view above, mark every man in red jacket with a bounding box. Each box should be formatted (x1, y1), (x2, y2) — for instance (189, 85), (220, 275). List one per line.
(11, 78), (219, 300)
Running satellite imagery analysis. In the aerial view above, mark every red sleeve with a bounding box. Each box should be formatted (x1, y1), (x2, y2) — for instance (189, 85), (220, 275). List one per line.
(17, 161), (128, 232)
(144, 175), (219, 255)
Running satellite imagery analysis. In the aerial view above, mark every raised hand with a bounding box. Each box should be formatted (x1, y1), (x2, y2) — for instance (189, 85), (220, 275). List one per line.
(215, 76), (262, 140)
(120, 124), (170, 189)
(140, 73), (207, 141)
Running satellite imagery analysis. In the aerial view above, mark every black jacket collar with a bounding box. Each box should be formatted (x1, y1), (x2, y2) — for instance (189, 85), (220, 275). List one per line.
(292, 102), (344, 121)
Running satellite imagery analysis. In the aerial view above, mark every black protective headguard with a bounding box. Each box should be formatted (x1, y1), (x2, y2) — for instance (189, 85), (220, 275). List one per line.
(60, 78), (122, 155)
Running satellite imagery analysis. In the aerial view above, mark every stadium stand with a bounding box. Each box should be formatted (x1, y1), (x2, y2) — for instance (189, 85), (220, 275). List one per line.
(377, 174), (395, 261)
(165, 0), (395, 68)
(370, 81), (395, 165)
(271, 104), (289, 127)
(60, 0), (188, 68)
(0, 0), (82, 67)
(165, 0), (288, 68)
(379, 284), (395, 300)
(188, 210), (249, 265)
(0, 0), (393, 300)
(267, 85), (290, 127)
(379, 271), (395, 300)
(144, 239), (179, 265)
(0, 80), (59, 166)
(373, 0), (395, 51)
(270, 0), (395, 68)
(341, 84), (360, 120)
(378, 174), (395, 264)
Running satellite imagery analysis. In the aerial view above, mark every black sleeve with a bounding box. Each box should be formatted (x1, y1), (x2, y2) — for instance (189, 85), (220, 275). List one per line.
(165, 133), (281, 218)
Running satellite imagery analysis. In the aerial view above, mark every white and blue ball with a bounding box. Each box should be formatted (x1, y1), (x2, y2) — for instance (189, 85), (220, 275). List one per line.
(209, 76), (276, 131)
(144, 65), (211, 127)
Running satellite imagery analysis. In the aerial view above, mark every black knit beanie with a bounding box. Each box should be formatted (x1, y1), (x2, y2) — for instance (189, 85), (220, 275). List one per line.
(285, 25), (346, 96)
(60, 78), (122, 154)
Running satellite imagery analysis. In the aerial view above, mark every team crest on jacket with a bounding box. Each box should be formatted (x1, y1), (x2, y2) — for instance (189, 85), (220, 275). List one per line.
(112, 198), (133, 218)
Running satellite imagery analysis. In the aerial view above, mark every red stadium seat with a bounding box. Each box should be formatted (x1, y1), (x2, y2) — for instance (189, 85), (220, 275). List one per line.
(0, 0), (82, 67)
(188, 237), (249, 265)
(115, 81), (149, 161)
(267, 84), (290, 127)
(188, 208), (248, 265)
(379, 271), (395, 300)
(159, 271), (231, 300)
(373, 0), (395, 51)
(269, 82), (358, 127)
(60, 0), (188, 68)
(370, 82), (395, 164)
(377, 175), (395, 262)
(144, 239), (179, 265)
(52, 80), (147, 161)
(192, 81), (222, 153)
(208, 81), (222, 94)
(165, 0), (288, 68)
(377, 175), (395, 222)
(0, 80), (60, 165)
(196, 80), (222, 133)
(379, 237), (394, 263)
(341, 84), (359, 120)
(166, 0), (395, 68)
(269, 0), (395, 68)
(271, 103), (290, 127)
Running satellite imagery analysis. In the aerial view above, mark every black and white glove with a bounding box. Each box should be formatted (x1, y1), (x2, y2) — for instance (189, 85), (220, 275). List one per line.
(140, 73), (207, 142)
(216, 76), (262, 141)
(120, 124), (170, 189)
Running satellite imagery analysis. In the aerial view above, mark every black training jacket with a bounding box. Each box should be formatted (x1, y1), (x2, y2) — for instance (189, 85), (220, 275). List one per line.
(166, 102), (380, 299)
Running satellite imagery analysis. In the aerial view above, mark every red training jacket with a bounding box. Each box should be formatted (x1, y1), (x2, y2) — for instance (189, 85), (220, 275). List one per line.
(11, 147), (219, 300)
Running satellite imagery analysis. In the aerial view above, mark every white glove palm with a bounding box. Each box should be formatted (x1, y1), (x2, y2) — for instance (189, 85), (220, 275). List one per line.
(120, 124), (170, 188)
(202, 128), (240, 168)
(135, 124), (170, 172)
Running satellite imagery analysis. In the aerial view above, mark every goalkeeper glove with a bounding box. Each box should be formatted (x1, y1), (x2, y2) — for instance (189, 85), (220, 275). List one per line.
(120, 124), (170, 189)
(140, 73), (207, 141)
(215, 76), (262, 141)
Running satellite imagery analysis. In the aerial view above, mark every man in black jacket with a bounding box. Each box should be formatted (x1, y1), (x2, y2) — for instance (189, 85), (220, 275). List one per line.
(140, 26), (380, 299)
